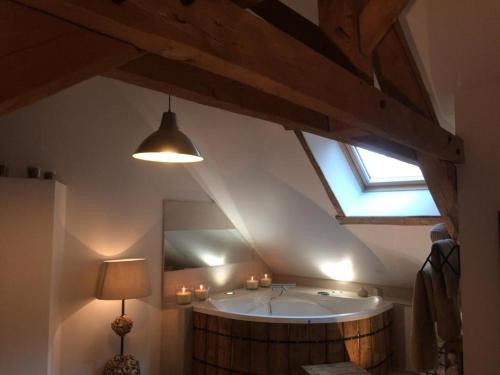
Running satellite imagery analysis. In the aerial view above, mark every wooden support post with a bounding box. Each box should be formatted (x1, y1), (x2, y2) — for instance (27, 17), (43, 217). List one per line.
(359, 0), (409, 55)
(318, 0), (373, 81)
(373, 22), (459, 237)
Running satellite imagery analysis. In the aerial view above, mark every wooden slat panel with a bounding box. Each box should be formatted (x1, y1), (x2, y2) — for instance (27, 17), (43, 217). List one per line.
(231, 320), (251, 372)
(192, 360), (206, 375)
(309, 324), (327, 365)
(16, 0), (463, 162)
(206, 316), (219, 366)
(0, 1), (139, 116)
(289, 324), (309, 374)
(343, 320), (360, 365)
(359, 318), (373, 369)
(192, 312), (391, 373)
(269, 324), (289, 375)
(205, 364), (217, 375)
(250, 322), (269, 375)
(327, 323), (346, 363)
(217, 318), (232, 370)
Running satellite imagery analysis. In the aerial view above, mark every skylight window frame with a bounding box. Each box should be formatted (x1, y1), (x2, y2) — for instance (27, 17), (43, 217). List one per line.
(344, 145), (427, 191)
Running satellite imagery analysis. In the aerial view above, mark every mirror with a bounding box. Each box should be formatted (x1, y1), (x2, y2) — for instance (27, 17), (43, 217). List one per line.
(163, 200), (257, 271)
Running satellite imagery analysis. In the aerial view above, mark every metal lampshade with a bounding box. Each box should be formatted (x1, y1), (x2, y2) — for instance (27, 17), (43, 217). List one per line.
(132, 111), (203, 163)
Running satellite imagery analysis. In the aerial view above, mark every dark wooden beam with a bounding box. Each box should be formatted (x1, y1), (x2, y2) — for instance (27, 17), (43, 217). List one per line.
(318, 0), (373, 81)
(373, 23), (436, 120)
(234, 0), (360, 79)
(359, 0), (409, 55)
(110, 54), (423, 164)
(373, 22), (459, 238)
(295, 131), (346, 217)
(14, 0), (463, 163)
(230, 0), (264, 8)
(107, 54), (330, 135)
(0, 1), (140, 116)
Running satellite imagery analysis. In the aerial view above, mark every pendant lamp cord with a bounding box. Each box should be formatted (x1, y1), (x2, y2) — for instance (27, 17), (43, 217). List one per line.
(168, 95), (171, 112)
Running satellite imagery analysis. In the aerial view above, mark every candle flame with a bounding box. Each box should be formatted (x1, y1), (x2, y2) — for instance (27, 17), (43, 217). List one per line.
(251, 276), (254, 281)
(182, 286), (186, 293)
(265, 274), (268, 278)
(200, 284), (204, 290)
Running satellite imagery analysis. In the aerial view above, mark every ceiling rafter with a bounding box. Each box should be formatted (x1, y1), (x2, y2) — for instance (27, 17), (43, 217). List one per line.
(0, 1), (140, 116)
(1, 0), (460, 236)
(11, 0), (463, 163)
(359, 0), (409, 55)
(109, 54), (422, 164)
(310, 0), (458, 235)
(318, 0), (373, 81)
(373, 21), (459, 238)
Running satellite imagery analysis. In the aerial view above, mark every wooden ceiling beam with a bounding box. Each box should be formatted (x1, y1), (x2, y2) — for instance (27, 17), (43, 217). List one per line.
(107, 54), (331, 135)
(0, 1), (140, 116)
(109, 53), (420, 162)
(232, 0), (361, 79)
(318, 0), (373, 81)
(13, 0), (463, 163)
(359, 0), (409, 55)
(373, 22), (459, 238)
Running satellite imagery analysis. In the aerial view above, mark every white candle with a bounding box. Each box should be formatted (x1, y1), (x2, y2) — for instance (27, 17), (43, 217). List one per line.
(260, 273), (272, 287)
(246, 276), (259, 290)
(176, 286), (192, 305)
(194, 284), (209, 301)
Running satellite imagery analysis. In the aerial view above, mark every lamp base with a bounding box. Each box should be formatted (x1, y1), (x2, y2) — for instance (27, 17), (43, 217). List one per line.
(103, 354), (141, 375)
(111, 314), (133, 336)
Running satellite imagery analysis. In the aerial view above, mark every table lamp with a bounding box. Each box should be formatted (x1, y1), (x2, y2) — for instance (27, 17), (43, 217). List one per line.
(95, 258), (152, 374)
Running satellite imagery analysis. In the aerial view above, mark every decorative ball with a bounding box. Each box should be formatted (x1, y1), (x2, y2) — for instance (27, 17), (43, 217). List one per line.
(104, 354), (141, 375)
(111, 315), (133, 337)
(357, 287), (369, 298)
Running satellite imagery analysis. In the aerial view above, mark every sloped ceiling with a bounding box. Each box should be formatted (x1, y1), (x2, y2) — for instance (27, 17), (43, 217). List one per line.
(3, 0), (495, 289)
(110, 76), (432, 288)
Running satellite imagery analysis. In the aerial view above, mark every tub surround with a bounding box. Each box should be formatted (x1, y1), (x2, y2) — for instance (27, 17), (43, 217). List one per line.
(192, 307), (393, 374)
(273, 274), (412, 305)
(163, 260), (269, 305)
(194, 287), (392, 324)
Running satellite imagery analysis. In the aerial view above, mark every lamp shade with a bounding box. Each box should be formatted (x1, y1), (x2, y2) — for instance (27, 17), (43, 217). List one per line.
(132, 111), (203, 163)
(95, 258), (152, 300)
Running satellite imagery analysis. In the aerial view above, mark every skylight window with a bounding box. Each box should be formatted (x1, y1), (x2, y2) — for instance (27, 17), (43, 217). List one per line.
(348, 146), (425, 189)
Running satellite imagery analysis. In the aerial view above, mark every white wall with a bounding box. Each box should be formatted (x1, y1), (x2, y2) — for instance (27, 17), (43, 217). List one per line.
(456, 78), (500, 375)
(0, 78), (266, 374)
(0, 75), (434, 372)
(0, 179), (65, 375)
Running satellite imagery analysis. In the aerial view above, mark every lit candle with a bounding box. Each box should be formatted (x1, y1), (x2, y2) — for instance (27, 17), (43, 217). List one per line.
(260, 273), (272, 287)
(246, 276), (259, 290)
(176, 286), (192, 305)
(194, 284), (209, 301)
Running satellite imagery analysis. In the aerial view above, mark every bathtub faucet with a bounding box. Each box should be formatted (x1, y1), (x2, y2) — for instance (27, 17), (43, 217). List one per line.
(270, 283), (296, 295)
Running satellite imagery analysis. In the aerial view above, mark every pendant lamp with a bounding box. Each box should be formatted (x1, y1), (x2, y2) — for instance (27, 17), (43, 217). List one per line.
(132, 96), (203, 163)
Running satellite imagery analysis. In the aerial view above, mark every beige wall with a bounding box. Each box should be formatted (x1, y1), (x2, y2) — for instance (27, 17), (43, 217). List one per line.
(0, 178), (65, 375)
(0, 78), (267, 374)
(457, 78), (500, 375)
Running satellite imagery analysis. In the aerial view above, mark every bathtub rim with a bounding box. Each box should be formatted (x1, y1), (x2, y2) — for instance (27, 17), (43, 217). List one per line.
(192, 287), (393, 324)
